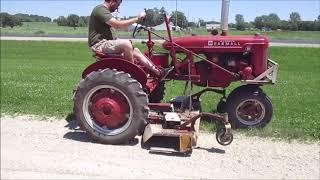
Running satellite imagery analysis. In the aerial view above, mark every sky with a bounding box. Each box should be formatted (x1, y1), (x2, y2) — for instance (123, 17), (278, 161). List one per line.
(1, 0), (319, 23)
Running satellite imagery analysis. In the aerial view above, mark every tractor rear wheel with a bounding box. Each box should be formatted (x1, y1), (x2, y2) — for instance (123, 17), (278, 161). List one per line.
(148, 81), (166, 103)
(73, 69), (149, 144)
(225, 85), (273, 128)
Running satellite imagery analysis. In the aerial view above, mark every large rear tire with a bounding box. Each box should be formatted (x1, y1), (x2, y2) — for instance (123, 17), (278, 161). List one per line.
(225, 85), (273, 128)
(73, 69), (149, 144)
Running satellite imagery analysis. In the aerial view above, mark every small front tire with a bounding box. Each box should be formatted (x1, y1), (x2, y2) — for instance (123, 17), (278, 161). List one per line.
(225, 85), (273, 128)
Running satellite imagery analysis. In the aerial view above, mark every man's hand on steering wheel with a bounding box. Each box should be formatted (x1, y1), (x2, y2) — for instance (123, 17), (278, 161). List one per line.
(132, 11), (146, 38)
(138, 11), (146, 21)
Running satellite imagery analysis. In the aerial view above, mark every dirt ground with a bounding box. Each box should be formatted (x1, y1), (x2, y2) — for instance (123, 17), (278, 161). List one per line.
(1, 114), (319, 179)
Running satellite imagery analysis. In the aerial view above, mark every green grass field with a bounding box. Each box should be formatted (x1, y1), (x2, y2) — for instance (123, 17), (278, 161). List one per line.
(0, 22), (89, 35)
(1, 22), (320, 40)
(1, 40), (319, 140)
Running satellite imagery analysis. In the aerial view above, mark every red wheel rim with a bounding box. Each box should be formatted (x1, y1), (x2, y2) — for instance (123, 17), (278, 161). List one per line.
(90, 88), (130, 129)
(83, 85), (133, 135)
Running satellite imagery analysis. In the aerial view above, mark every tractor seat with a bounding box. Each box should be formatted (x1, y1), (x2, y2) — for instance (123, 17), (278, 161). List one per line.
(93, 51), (124, 59)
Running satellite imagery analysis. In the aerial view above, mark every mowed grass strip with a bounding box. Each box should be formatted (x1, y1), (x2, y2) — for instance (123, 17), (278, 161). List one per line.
(0, 22), (89, 35)
(1, 40), (319, 140)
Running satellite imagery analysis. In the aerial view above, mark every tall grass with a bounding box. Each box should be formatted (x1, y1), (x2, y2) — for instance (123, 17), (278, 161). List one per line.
(1, 40), (319, 140)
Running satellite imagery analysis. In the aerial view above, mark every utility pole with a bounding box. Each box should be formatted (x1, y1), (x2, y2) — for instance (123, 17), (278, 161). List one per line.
(175, 0), (178, 30)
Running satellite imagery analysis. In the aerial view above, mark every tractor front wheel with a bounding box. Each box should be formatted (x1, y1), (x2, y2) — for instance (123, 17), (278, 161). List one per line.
(73, 69), (149, 144)
(225, 85), (273, 128)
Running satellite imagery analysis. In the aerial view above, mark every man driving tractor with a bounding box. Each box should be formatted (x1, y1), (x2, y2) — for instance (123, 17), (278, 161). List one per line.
(88, 0), (173, 79)
(73, 0), (277, 151)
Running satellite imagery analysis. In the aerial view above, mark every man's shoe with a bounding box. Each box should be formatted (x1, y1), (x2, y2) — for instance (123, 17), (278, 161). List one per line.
(158, 66), (174, 81)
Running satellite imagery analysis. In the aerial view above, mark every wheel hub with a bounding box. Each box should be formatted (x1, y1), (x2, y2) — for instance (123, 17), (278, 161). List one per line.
(91, 89), (129, 129)
(237, 99), (265, 125)
(239, 101), (262, 119)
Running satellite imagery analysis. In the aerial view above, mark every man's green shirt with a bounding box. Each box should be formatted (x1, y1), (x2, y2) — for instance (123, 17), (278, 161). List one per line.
(88, 4), (115, 47)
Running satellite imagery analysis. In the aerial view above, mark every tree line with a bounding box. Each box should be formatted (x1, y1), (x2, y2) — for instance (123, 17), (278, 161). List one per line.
(52, 7), (189, 30)
(120, 7), (189, 29)
(0, 12), (51, 28)
(54, 15), (90, 29)
(234, 12), (320, 31)
(1, 10), (320, 31)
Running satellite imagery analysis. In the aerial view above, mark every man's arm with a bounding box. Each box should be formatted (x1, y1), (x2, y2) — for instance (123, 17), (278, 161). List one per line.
(106, 11), (146, 29)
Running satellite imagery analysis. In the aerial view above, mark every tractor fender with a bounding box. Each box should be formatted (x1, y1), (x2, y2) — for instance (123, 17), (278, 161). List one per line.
(82, 58), (148, 87)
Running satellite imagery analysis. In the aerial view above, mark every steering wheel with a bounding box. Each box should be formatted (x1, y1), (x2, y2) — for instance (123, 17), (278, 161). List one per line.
(133, 11), (148, 38)
(132, 23), (143, 38)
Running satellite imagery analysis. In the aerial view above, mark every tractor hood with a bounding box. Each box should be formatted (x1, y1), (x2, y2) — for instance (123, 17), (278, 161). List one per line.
(163, 34), (269, 53)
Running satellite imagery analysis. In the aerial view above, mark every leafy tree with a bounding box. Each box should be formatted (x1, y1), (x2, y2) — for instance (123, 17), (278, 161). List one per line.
(317, 21), (320, 30)
(300, 21), (317, 31)
(235, 14), (246, 30)
(44, 17), (51, 22)
(300, 21), (319, 31)
(67, 14), (79, 29)
(228, 23), (236, 29)
(268, 13), (280, 30)
(56, 16), (68, 26)
(289, 23), (299, 31)
(198, 19), (206, 27)
(289, 12), (301, 31)
(78, 17), (86, 27)
(78, 16), (88, 27)
(11, 13), (51, 22)
(160, 7), (166, 16)
(0, 12), (22, 28)
(187, 21), (197, 28)
(86, 16), (90, 25)
(56, 15), (89, 27)
(0, 13), (10, 27)
(8, 17), (22, 28)
(254, 14), (280, 30)
(280, 20), (290, 30)
(14, 13), (32, 22)
(254, 16), (264, 30)
(170, 11), (188, 28)
(290, 12), (301, 22)
(245, 22), (254, 30)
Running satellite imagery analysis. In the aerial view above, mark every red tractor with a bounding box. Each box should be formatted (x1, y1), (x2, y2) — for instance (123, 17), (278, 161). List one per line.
(73, 0), (278, 153)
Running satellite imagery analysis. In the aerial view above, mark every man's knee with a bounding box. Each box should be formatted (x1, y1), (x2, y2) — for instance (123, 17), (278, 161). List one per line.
(134, 48), (141, 53)
(119, 40), (133, 51)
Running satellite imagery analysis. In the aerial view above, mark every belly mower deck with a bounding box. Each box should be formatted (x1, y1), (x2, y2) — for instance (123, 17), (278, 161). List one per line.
(142, 97), (233, 154)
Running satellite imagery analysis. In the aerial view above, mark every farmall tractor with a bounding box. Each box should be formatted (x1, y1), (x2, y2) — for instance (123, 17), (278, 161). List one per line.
(73, 0), (278, 153)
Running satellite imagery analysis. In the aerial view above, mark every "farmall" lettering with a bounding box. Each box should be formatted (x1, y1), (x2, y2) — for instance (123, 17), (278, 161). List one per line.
(208, 40), (241, 46)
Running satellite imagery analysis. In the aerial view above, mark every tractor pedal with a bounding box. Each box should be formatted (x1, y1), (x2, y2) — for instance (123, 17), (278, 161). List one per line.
(159, 66), (174, 81)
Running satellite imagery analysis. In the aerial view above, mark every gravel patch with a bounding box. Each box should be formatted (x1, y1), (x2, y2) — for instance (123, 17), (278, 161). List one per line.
(1, 114), (319, 179)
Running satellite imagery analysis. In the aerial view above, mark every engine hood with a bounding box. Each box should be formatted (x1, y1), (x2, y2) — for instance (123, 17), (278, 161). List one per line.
(163, 34), (269, 53)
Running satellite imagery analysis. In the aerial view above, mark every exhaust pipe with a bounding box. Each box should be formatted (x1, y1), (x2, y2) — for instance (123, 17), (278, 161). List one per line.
(221, 0), (230, 36)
